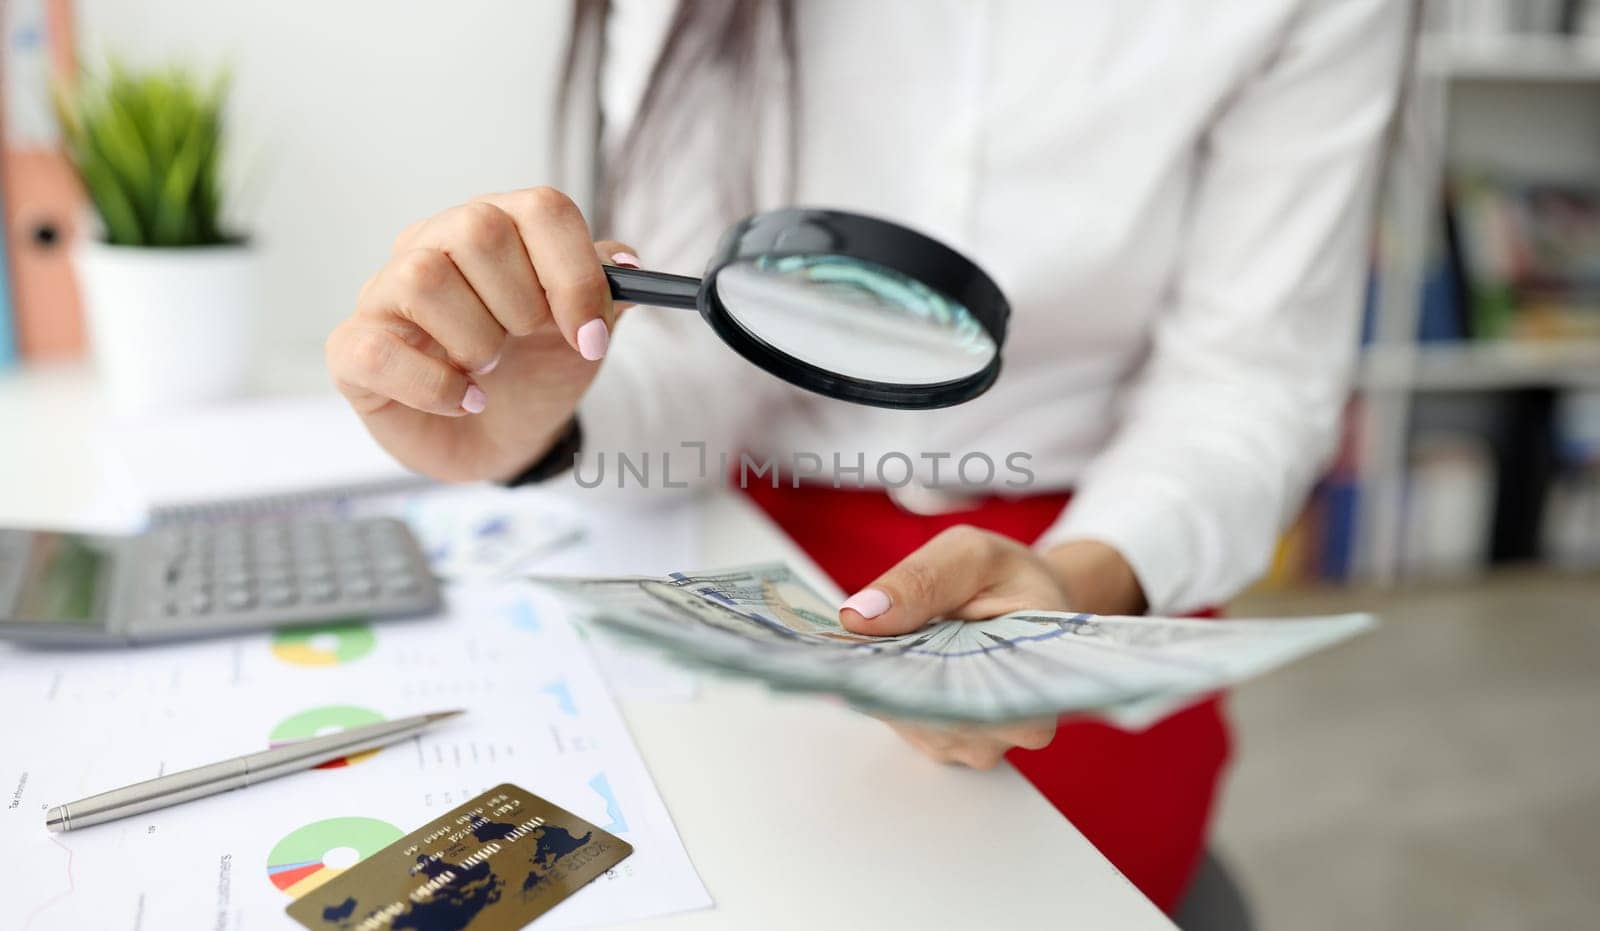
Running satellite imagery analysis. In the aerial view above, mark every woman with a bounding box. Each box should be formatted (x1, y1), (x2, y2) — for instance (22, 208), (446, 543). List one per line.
(327, 0), (1408, 913)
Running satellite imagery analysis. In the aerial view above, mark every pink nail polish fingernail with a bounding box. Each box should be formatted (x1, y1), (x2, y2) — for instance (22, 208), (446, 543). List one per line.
(841, 588), (891, 619)
(474, 354), (501, 376)
(611, 251), (641, 270)
(577, 318), (609, 361)
(461, 384), (487, 414)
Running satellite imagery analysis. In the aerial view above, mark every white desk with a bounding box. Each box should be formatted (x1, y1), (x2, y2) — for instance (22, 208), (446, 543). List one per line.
(0, 363), (1174, 930)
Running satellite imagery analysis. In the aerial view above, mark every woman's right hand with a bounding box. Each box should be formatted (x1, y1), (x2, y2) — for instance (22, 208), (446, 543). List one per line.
(326, 187), (635, 483)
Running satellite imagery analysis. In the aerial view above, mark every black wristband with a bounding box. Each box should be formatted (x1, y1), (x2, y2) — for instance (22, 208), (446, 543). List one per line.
(503, 418), (584, 488)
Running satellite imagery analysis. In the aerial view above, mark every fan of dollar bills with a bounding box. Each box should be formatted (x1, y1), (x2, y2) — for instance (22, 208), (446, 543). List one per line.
(537, 562), (1375, 727)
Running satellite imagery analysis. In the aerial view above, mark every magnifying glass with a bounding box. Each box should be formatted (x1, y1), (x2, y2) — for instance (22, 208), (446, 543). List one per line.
(601, 208), (1009, 410)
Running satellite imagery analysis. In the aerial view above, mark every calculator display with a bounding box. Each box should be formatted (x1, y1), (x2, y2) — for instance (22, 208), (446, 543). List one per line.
(11, 532), (113, 623)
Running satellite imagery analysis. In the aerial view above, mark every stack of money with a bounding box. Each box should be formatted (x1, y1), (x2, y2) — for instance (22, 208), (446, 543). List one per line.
(537, 563), (1374, 727)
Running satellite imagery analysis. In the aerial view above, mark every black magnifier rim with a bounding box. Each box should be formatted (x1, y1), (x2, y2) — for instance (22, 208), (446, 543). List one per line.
(699, 208), (1009, 411)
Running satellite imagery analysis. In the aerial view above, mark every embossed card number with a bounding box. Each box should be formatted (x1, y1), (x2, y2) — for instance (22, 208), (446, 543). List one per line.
(286, 783), (634, 931)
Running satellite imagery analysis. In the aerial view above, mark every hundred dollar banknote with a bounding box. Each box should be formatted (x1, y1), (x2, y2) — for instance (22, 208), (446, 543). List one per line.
(534, 563), (1375, 725)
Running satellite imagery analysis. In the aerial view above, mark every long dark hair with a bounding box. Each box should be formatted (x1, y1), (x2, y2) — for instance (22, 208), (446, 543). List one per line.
(558, 0), (798, 240)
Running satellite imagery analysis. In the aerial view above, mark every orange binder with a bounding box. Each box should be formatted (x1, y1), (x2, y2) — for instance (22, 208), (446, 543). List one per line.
(2, 0), (87, 359)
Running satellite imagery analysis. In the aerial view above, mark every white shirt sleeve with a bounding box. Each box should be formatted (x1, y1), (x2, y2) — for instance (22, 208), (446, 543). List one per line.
(574, 303), (791, 497)
(1037, 0), (1410, 614)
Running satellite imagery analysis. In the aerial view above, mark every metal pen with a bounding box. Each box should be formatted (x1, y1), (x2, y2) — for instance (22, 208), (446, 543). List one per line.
(45, 709), (464, 832)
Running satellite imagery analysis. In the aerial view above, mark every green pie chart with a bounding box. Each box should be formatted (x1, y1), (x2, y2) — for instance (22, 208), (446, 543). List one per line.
(271, 623), (376, 666)
(270, 705), (387, 768)
(267, 816), (403, 897)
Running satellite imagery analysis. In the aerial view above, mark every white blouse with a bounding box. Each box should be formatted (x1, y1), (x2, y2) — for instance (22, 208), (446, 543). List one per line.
(578, 0), (1409, 613)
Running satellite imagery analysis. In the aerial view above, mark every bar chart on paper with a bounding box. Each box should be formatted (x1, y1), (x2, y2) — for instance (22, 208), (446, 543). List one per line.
(0, 583), (710, 930)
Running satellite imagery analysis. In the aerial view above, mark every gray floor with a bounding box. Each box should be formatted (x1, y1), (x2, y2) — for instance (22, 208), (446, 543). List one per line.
(1217, 570), (1600, 931)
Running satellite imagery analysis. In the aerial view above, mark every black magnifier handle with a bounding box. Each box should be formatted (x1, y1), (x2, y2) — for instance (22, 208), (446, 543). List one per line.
(604, 265), (701, 310)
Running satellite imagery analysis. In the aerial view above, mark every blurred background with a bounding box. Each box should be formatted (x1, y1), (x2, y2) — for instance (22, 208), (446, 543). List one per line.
(4, 1), (571, 376)
(2, 1), (1597, 928)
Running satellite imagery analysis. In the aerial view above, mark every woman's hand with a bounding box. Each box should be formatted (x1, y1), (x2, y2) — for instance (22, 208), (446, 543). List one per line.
(838, 525), (1146, 769)
(326, 187), (636, 483)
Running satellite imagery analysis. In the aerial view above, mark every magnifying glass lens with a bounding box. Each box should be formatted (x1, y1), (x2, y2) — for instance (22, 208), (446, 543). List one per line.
(713, 254), (997, 386)
(605, 207), (1009, 407)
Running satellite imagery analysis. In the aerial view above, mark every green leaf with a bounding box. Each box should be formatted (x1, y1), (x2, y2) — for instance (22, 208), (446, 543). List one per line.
(91, 96), (158, 235)
(55, 57), (233, 247)
(153, 116), (206, 245)
(79, 157), (145, 246)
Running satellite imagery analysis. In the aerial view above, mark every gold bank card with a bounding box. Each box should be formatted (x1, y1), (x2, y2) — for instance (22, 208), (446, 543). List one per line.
(285, 784), (633, 930)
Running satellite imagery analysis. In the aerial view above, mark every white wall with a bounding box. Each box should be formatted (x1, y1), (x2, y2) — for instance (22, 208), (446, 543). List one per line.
(75, 1), (571, 367)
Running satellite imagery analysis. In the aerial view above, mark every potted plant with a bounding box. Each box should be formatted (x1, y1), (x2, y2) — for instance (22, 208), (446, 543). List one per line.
(54, 62), (254, 413)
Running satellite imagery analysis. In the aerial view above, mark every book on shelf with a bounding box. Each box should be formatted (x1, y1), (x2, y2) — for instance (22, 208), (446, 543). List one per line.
(0, 6), (15, 366)
(1545, 390), (1600, 569)
(1256, 403), (1363, 588)
(0, 158), (14, 369)
(1450, 175), (1600, 343)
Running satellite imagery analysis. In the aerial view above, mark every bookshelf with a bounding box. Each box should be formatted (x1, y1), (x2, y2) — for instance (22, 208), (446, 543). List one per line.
(1421, 33), (1600, 81)
(1354, 23), (1600, 583)
(1359, 340), (1600, 392)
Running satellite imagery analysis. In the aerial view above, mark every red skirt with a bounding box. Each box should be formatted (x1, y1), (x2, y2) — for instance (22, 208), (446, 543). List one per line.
(741, 481), (1231, 913)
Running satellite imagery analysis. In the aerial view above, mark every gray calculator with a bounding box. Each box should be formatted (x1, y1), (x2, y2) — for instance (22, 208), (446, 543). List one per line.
(0, 517), (442, 646)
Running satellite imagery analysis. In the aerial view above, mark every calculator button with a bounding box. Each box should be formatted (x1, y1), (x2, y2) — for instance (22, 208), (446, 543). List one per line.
(338, 568), (375, 586)
(263, 584), (296, 607)
(375, 552), (411, 572)
(343, 576), (376, 598)
(306, 580), (338, 603)
(258, 567), (291, 585)
(212, 563), (246, 581)
(188, 591), (213, 613)
(223, 587), (255, 610)
(384, 572), (420, 595)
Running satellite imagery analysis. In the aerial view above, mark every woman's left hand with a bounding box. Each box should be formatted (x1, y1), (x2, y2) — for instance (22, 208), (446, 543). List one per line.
(837, 525), (1145, 769)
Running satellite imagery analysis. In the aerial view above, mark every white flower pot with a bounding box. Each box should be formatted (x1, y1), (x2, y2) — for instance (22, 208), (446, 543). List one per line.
(74, 240), (257, 414)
